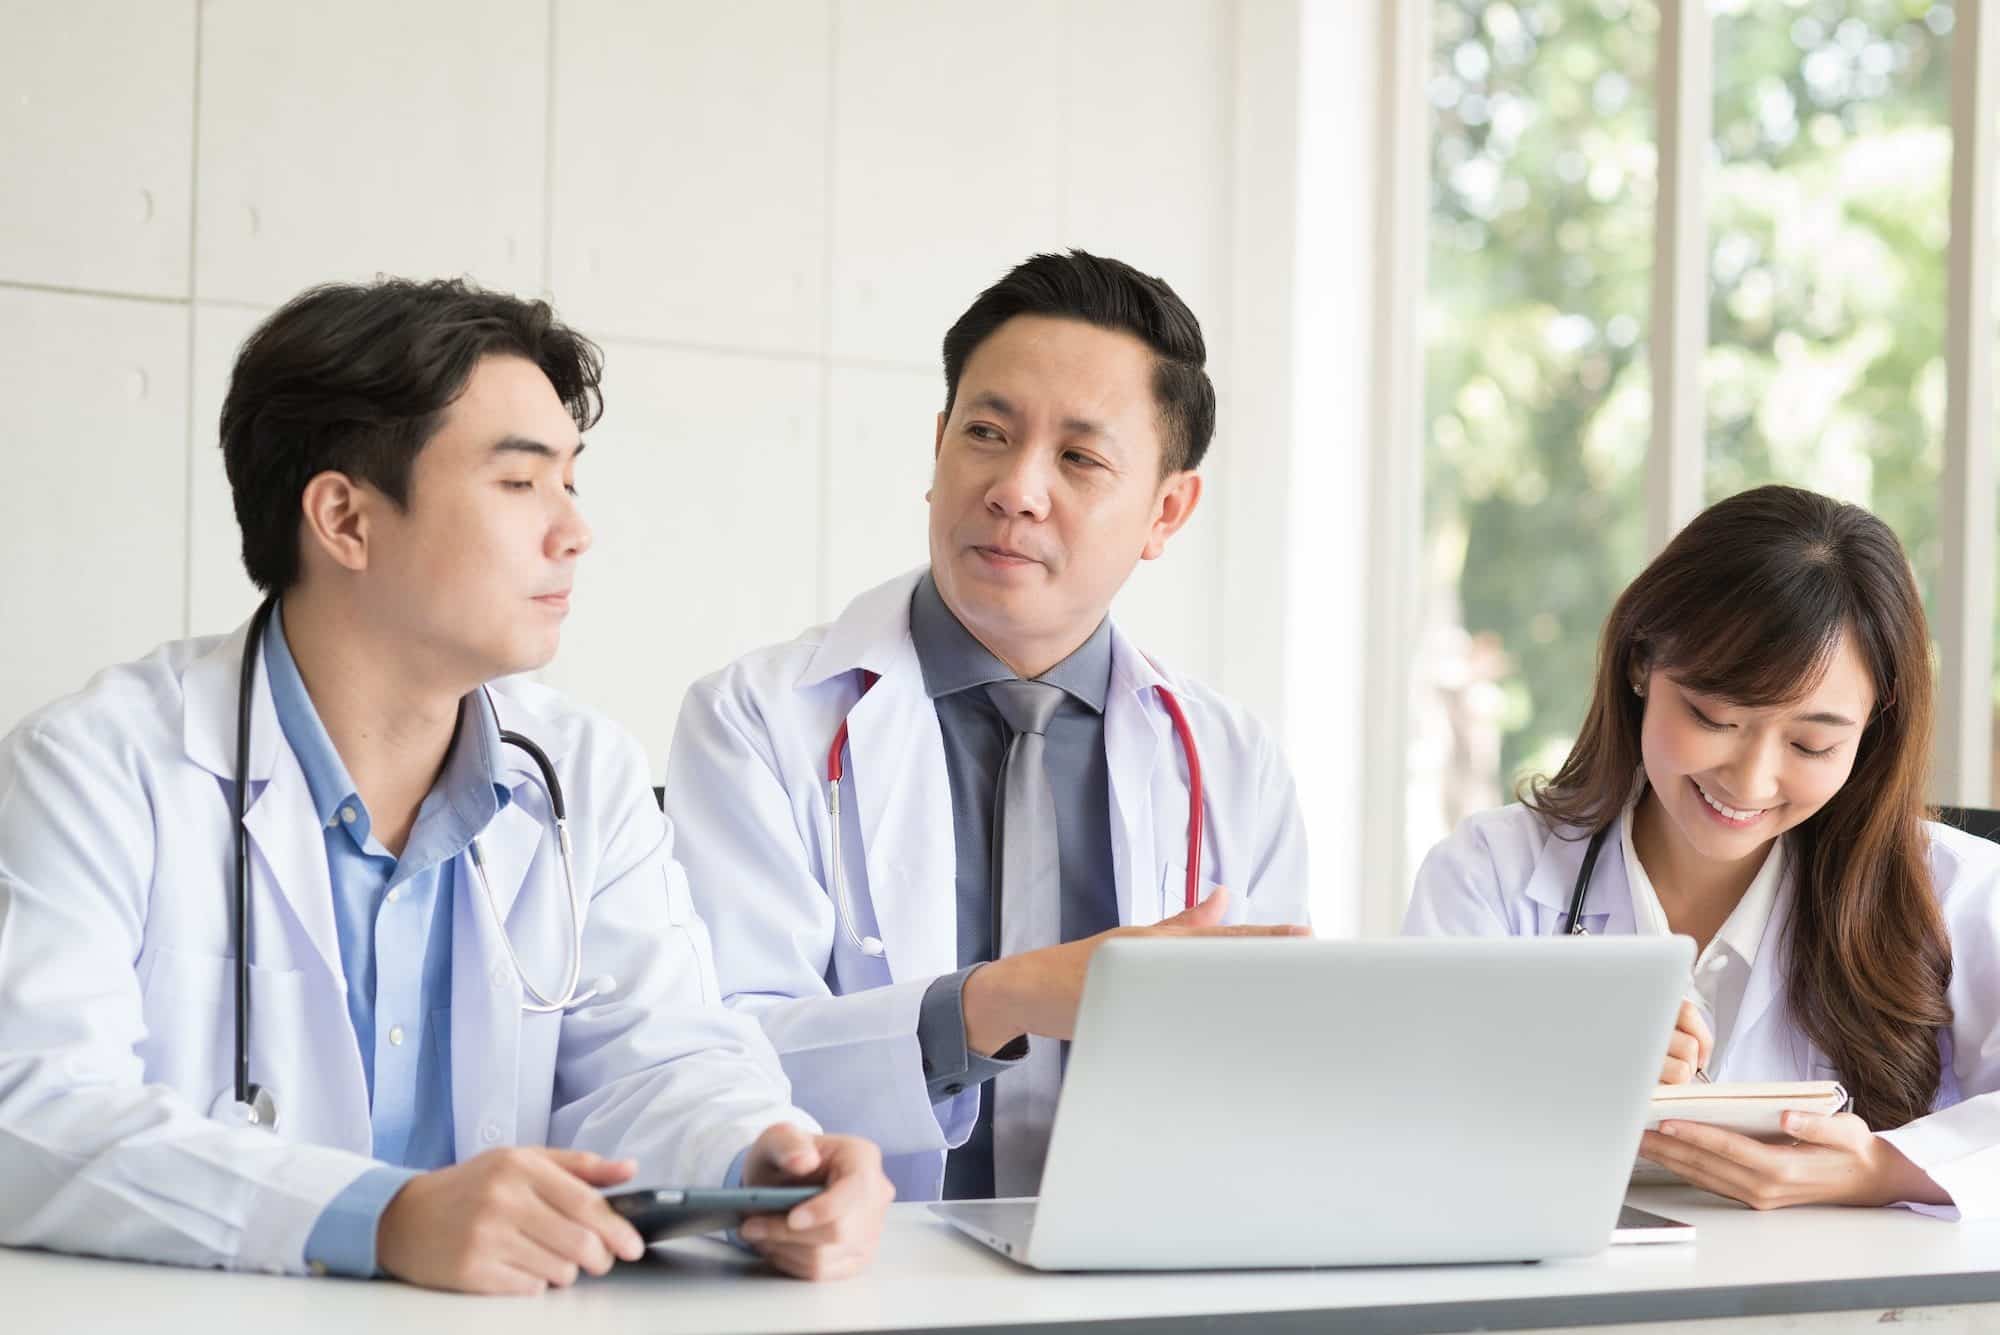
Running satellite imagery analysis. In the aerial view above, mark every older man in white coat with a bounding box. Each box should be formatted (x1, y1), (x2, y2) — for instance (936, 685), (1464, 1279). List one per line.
(665, 251), (1312, 1204)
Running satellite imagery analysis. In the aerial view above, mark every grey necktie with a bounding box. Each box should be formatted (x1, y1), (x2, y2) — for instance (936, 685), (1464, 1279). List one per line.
(985, 679), (1066, 1198)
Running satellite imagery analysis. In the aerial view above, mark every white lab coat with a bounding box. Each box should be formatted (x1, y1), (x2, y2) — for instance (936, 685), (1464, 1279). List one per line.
(0, 621), (814, 1275)
(1405, 802), (2000, 1219)
(664, 569), (1311, 1202)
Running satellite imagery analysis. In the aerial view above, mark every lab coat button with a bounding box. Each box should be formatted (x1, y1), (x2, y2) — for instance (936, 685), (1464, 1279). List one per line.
(480, 1121), (502, 1144)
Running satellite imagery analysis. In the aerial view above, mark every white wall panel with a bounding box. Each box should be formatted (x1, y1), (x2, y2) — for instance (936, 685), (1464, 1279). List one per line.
(195, 0), (547, 306)
(0, 0), (1251, 770)
(829, 0), (1069, 366)
(0, 291), (188, 729)
(1108, 479), (1221, 685)
(0, 0), (195, 296)
(540, 344), (824, 773)
(1062, 0), (1232, 333)
(186, 303), (267, 635)
(550, 0), (830, 353)
(824, 364), (942, 616)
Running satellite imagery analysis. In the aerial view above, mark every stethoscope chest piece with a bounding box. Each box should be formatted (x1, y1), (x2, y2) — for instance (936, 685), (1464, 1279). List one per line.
(211, 1083), (278, 1133)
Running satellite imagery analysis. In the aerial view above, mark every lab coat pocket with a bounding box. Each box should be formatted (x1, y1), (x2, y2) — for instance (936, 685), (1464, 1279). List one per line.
(137, 945), (312, 1108)
(1161, 862), (1231, 924)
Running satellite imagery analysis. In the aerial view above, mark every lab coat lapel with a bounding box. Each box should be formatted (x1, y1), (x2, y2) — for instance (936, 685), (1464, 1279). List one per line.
(184, 620), (346, 986)
(802, 570), (957, 982)
(846, 649), (957, 985)
(471, 793), (546, 931)
(449, 799), (541, 1157)
(1520, 821), (1635, 936)
(240, 752), (347, 986)
(1105, 630), (1170, 928)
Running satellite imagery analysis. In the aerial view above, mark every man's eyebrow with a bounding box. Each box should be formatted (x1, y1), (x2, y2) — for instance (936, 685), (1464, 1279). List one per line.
(969, 394), (1111, 440)
(969, 392), (1018, 418)
(489, 437), (585, 461)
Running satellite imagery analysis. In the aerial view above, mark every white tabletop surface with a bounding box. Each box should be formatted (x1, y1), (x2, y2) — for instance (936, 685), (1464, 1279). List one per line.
(10, 1187), (2000, 1335)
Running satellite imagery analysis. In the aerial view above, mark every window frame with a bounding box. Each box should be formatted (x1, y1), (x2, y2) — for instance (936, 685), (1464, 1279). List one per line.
(1373, 0), (2000, 927)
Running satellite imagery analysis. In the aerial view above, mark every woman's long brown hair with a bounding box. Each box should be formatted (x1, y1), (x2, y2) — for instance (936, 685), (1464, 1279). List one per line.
(1525, 485), (1951, 1129)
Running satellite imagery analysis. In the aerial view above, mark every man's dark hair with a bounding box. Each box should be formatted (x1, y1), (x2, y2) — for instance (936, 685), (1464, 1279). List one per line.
(940, 250), (1216, 474)
(220, 276), (605, 593)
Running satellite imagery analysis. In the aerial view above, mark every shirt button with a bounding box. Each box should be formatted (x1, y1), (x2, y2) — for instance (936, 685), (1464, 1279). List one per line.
(387, 1025), (405, 1046)
(340, 806), (358, 825)
(385, 887), (401, 906)
(480, 1122), (502, 1144)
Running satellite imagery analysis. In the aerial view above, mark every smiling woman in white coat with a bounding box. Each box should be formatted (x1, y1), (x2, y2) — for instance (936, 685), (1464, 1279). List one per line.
(0, 279), (891, 1293)
(665, 252), (1311, 1205)
(1406, 485), (2000, 1218)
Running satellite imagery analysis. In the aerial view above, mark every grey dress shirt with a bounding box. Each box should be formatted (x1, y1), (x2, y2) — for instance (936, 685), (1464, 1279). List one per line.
(906, 571), (1118, 1199)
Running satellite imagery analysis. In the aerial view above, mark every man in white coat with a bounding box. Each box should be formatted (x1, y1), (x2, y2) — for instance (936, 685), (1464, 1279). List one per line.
(0, 278), (891, 1292)
(666, 251), (1311, 1204)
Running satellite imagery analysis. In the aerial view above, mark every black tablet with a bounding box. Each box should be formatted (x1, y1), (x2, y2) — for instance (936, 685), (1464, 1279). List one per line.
(604, 1186), (825, 1243)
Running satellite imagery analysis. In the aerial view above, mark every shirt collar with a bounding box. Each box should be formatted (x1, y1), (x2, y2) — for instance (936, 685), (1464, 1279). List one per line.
(1618, 780), (1785, 967)
(907, 569), (1112, 713)
(263, 602), (511, 855)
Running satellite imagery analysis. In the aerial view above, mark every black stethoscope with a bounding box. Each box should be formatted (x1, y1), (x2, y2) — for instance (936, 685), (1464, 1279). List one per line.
(228, 598), (598, 1132)
(1561, 826), (1615, 936)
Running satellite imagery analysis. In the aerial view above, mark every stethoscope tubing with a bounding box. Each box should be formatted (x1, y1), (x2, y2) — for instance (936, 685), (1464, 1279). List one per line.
(1562, 824), (1615, 936)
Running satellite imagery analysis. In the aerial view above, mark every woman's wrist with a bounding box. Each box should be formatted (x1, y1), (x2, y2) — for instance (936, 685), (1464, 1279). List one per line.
(1866, 1136), (1951, 1207)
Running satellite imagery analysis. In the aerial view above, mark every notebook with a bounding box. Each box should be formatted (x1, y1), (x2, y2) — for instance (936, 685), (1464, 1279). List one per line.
(1633, 1081), (1849, 1184)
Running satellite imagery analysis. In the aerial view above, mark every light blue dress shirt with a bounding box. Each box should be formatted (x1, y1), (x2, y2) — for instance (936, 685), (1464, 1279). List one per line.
(266, 608), (510, 1277)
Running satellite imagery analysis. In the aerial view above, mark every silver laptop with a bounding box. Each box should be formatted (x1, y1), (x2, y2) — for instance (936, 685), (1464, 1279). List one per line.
(933, 935), (1693, 1270)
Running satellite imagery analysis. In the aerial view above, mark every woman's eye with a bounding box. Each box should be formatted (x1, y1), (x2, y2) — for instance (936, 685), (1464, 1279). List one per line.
(1793, 741), (1837, 759)
(501, 479), (534, 491)
(1687, 702), (1728, 731)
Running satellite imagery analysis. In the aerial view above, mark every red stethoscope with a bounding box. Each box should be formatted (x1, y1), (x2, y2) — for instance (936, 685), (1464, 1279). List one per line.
(825, 670), (1205, 958)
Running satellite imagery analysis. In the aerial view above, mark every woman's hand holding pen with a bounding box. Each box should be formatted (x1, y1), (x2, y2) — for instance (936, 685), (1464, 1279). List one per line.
(1660, 999), (1713, 1085)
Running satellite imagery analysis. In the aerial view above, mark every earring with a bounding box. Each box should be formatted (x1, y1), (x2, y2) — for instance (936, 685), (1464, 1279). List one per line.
(1631, 680), (1645, 698)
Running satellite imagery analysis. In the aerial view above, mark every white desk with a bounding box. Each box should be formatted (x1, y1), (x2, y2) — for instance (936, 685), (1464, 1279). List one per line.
(11, 1188), (2000, 1335)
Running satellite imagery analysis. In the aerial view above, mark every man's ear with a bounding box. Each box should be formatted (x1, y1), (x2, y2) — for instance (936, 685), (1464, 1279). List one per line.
(1140, 471), (1202, 562)
(298, 471), (372, 576)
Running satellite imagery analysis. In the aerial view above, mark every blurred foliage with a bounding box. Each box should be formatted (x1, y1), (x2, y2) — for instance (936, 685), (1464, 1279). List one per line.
(1424, 0), (1953, 801)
